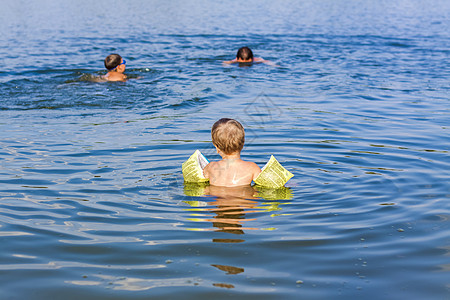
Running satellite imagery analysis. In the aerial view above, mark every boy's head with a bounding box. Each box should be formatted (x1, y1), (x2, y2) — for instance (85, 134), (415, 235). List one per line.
(104, 54), (126, 71)
(236, 47), (254, 62)
(211, 118), (245, 155)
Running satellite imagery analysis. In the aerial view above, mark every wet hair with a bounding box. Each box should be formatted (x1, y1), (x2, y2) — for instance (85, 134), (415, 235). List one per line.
(104, 54), (122, 70)
(211, 118), (245, 155)
(236, 47), (254, 61)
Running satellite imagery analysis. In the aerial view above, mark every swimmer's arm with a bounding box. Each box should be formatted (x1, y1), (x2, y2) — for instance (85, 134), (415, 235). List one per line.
(90, 76), (107, 83)
(203, 162), (211, 179)
(254, 57), (279, 66)
(251, 162), (262, 182)
(222, 58), (238, 64)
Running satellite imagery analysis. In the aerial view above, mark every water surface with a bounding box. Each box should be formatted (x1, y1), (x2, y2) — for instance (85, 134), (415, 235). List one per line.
(0, 1), (449, 299)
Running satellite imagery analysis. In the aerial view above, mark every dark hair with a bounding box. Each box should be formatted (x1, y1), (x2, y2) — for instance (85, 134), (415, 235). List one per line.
(236, 47), (254, 61)
(104, 54), (122, 70)
(211, 118), (245, 155)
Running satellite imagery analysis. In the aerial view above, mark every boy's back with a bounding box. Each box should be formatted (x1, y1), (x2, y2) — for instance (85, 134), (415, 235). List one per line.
(204, 158), (260, 187)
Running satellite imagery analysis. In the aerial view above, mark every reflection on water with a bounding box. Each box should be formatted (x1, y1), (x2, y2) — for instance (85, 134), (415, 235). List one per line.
(254, 185), (294, 201)
(183, 182), (293, 200)
(183, 184), (292, 241)
(211, 264), (244, 289)
(67, 274), (202, 291)
(211, 264), (245, 275)
(205, 185), (259, 236)
(212, 282), (235, 289)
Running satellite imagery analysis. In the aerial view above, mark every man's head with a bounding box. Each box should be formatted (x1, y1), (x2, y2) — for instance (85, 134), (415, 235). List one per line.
(211, 118), (245, 155)
(104, 54), (126, 71)
(236, 47), (254, 62)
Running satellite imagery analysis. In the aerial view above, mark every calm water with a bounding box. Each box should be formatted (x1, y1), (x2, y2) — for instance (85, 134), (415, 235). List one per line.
(1, 1), (449, 299)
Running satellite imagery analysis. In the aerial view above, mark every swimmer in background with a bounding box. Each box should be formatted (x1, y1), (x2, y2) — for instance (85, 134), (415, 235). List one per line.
(103, 54), (127, 81)
(223, 46), (278, 66)
(203, 118), (261, 187)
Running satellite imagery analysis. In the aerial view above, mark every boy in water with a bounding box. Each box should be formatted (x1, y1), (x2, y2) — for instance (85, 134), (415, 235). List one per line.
(104, 54), (127, 81)
(223, 46), (275, 65)
(203, 118), (261, 187)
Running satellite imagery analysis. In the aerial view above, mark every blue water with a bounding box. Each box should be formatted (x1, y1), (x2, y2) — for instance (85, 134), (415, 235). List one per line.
(1, 1), (449, 299)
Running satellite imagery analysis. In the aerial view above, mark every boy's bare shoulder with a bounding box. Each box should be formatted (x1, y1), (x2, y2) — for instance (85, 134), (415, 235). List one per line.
(243, 160), (261, 180)
(106, 74), (127, 82)
(241, 160), (261, 173)
(203, 161), (217, 178)
(205, 161), (219, 168)
(242, 160), (259, 167)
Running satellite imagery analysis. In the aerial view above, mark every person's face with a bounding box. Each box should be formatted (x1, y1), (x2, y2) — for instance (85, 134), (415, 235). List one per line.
(236, 58), (252, 63)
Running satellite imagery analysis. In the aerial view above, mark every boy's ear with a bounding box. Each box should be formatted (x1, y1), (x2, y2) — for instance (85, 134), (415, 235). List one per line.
(214, 145), (220, 153)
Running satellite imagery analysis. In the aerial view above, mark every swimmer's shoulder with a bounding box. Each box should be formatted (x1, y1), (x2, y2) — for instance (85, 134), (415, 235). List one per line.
(104, 72), (127, 82)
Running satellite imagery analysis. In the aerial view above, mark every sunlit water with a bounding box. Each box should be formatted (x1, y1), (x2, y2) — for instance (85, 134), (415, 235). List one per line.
(0, 1), (449, 299)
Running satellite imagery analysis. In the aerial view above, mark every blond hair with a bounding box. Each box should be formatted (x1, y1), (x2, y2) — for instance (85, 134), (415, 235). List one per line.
(211, 118), (245, 155)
